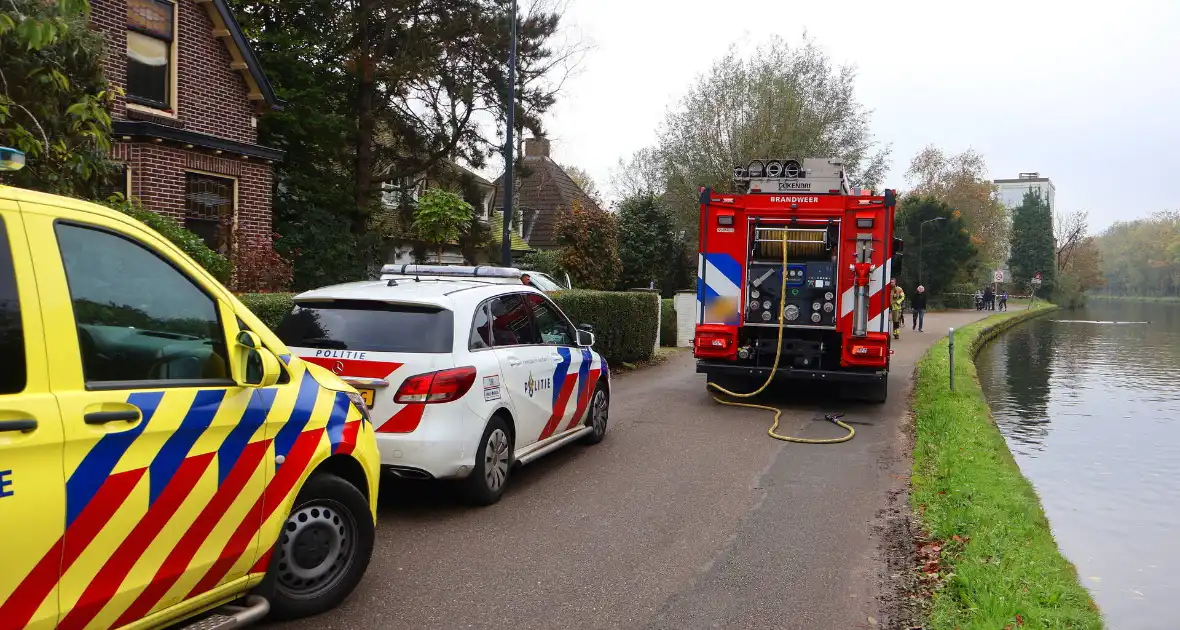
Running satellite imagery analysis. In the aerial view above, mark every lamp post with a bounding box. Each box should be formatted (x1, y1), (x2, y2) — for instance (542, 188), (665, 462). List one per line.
(918, 216), (946, 287)
(500, 0), (519, 267)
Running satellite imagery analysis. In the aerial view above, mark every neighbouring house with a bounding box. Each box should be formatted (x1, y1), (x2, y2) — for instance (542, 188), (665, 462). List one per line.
(379, 160), (529, 265)
(91, 0), (284, 258)
(491, 136), (603, 251)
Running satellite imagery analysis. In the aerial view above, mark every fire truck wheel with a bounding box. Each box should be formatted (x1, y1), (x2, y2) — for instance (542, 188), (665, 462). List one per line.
(866, 380), (889, 403)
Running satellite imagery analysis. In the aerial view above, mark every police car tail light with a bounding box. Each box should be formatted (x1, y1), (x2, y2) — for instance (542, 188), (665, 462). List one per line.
(394, 366), (477, 404)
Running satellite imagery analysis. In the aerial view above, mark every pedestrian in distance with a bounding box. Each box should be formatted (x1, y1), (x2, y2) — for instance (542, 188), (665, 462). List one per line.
(999, 290), (1008, 311)
(911, 285), (927, 332)
(889, 279), (905, 340)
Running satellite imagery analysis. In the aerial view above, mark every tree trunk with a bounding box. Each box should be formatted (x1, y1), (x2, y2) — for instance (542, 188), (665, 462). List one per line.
(353, 0), (375, 234)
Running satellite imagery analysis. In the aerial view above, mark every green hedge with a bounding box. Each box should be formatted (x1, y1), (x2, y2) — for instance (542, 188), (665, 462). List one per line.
(238, 292), (296, 331)
(552, 290), (658, 364)
(238, 289), (660, 365)
(660, 299), (677, 347)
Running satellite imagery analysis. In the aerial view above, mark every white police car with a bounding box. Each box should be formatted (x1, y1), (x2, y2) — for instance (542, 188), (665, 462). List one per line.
(275, 265), (610, 505)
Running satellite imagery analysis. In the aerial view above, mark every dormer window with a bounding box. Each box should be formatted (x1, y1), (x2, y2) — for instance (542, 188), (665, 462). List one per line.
(126, 0), (175, 110)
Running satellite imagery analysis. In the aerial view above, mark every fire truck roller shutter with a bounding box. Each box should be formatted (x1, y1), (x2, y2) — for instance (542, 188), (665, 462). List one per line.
(697, 253), (743, 325)
(757, 229), (826, 260)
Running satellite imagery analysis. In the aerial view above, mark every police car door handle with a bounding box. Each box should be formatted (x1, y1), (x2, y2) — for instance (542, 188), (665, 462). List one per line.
(506, 356), (522, 367)
(0, 418), (37, 433)
(84, 409), (141, 425)
(551, 353), (562, 362)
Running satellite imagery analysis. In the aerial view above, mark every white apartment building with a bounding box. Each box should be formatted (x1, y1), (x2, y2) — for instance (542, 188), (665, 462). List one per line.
(994, 172), (1055, 209)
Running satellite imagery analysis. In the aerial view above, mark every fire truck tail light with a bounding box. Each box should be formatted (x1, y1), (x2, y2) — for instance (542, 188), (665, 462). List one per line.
(856, 218), (874, 228)
(851, 345), (884, 358)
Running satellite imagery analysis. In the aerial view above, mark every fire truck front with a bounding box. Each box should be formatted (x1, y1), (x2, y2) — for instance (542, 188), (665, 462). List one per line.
(692, 158), (900, 404)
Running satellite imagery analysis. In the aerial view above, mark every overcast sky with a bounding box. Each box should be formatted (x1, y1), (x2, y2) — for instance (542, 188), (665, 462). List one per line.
(528, 0), (1180, 231)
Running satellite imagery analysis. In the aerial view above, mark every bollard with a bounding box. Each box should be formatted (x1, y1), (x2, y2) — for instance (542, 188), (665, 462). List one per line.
(948, 327), (955, 391)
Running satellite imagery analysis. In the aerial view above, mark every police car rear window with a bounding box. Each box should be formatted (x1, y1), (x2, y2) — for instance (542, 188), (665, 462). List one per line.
(276, 300), (454, 354)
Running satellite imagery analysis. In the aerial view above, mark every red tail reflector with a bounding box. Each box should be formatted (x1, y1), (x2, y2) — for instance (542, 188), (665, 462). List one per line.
(394, 367), (477, 404)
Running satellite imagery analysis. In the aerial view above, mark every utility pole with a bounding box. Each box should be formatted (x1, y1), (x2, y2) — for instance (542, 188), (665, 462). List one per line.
(919, 216), (946, 287)
(500, 0), (518, 267)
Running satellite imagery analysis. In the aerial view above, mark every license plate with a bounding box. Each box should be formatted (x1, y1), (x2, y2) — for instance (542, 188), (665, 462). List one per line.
(357, 388), (375, 408)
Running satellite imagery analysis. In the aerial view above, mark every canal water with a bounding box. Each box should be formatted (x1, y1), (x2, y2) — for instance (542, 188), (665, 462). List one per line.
(976, 299), (1180, 629)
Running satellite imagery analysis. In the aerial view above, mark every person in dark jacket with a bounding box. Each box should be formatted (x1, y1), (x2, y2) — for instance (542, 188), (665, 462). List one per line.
(911, 285), (927, 331)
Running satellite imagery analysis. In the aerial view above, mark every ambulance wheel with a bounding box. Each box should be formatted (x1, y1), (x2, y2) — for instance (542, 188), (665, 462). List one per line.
(460, 415), (514, 506)
(582, 384), (610, 445)
(262, 473), (375, 620)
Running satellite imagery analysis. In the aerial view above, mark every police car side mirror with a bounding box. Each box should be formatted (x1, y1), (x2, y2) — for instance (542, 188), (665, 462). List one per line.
(578, 323), (594, 333)
(577, 329), (595, 348)
(235, 330), (281, 387)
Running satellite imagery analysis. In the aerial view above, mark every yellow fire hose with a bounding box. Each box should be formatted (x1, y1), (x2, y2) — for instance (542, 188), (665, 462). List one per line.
(705, 234), (855, 444)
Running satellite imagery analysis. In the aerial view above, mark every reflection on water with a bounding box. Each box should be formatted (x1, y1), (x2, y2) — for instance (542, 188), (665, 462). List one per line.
(977, 300), (1180, 629)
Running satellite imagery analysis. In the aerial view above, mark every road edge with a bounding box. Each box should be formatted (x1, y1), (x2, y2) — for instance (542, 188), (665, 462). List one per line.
(907, 303), (1105, 629)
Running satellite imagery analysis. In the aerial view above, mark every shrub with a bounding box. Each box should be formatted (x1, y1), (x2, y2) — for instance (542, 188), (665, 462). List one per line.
(555, 198), (622, 290)
(516, 249), (566, 280)
(106, 197), (232, 283)
(660, 298), (677, 346)
(231, 230), (294, 293)
(552, 290), (658, 364)
(237, 292), (296, 331)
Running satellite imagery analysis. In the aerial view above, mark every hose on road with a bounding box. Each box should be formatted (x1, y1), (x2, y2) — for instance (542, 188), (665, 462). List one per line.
(705, 233), (855, 444)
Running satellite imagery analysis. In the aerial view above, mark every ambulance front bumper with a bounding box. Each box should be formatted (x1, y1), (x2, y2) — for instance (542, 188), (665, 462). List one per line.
(696, 360), (887, 383)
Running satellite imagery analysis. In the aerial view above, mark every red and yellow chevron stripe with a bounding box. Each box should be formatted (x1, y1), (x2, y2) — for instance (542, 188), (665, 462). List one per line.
(0, 365), (371, 630)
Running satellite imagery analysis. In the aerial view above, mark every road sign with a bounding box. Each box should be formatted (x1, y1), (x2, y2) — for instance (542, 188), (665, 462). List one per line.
(1032, 271), (1043, 285)
(993, 270), (1005, 283)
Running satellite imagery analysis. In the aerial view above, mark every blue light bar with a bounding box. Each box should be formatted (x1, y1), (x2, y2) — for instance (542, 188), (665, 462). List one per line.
(379, 264), (524, 280)
(0, 147), (26, 172)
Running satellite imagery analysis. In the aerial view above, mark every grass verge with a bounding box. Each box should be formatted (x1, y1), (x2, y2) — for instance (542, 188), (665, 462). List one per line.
(910, 302), (1104, 629)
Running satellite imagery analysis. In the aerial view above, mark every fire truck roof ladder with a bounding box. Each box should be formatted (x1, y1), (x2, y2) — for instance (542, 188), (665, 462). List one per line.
(732, 157), (850, 195)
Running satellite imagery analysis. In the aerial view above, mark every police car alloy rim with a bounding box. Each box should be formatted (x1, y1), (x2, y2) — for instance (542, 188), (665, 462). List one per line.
(276, 499), (357, 600)
(485, 428), (510, 491)
(591, 390), (608, 435)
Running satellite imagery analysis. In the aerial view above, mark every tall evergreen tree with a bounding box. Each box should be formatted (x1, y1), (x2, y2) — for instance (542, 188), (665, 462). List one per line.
(616, 192), (681, 293)
(1008, 188), (1057, 295)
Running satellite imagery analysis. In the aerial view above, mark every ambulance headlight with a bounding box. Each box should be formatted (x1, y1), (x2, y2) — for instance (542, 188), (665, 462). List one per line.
(811, 312), (822, 323)
(784, 305), (799, 321)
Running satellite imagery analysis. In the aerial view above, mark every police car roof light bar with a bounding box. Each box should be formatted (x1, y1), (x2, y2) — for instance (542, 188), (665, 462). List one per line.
(379, 264), (524, 280)
(0, 147), (26, 172)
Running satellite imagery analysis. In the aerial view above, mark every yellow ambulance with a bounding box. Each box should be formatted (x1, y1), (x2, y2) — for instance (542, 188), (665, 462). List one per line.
(0, 148), (379, 629)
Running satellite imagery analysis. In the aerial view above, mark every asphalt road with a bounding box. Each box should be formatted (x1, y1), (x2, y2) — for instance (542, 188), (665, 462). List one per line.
(280, 310), (988, 630)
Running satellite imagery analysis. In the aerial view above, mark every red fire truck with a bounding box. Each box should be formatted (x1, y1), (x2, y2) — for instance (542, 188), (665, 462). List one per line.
(693, 158), (901, 403)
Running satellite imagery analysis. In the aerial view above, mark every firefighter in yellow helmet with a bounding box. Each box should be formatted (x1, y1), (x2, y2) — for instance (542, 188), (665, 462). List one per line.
(889, 278), (905, 340)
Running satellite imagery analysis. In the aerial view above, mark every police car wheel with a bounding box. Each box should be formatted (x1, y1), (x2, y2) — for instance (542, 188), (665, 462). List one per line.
(460, 415), (513, 506)
(264, 473), (374, 620)
(581, 384), (609, 445)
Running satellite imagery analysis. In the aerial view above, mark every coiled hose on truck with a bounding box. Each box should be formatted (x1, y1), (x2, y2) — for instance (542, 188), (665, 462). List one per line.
(705, 233), (855, 444)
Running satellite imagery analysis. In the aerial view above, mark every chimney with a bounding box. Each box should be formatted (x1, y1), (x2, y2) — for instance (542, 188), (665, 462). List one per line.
(524, 137), (550, 158)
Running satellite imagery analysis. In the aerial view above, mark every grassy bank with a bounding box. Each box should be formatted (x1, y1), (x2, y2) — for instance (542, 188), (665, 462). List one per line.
(910, 302), (1104, 629)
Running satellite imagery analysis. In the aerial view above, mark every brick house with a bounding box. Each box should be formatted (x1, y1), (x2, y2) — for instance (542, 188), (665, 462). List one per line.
(492, 137), (602, 250)
(90, 0), (283, 257)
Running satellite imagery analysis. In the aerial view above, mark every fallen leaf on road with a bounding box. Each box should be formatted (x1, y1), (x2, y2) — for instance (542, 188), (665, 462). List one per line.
(1015, 613), (1025, 626)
